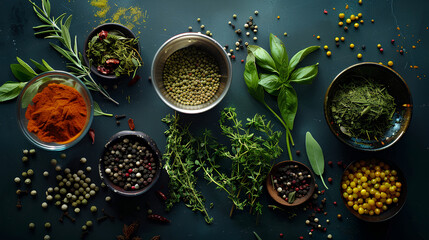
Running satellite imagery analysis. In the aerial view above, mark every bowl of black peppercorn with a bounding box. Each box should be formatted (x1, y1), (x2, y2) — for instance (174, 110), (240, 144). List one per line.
(99, 131), (162, 197)
(266, 161), (316, 207)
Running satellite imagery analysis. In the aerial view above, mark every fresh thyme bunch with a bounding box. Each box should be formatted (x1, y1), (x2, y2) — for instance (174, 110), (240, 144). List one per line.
(162, 114), (213, 224)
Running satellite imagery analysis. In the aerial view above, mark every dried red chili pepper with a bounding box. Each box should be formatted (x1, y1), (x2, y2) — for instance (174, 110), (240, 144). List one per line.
(88, 128), (95, 144)
(155, 191), (167, 201)
(128, 118), (135, 131)
(99, 30), (108, 40)
(128, 75), (140, 86)
(147, 214), (170, 223)
(97, 65), (111, 75)
(106, 58), (120, 67)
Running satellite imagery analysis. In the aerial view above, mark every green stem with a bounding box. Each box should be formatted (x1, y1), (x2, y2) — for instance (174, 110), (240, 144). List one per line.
(263, 103), (293, 160)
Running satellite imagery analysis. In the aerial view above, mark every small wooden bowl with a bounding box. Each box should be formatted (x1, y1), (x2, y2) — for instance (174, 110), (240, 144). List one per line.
(340, 159), (407, 222)
(266, 161), (316, 207)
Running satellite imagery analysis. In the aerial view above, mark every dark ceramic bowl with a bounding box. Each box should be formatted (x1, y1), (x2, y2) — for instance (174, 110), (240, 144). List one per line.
(340, 159), (407, 222)
(324, 62), (412, 151)
(99, 131), (161, 197)
(266, 161), (316, 207)
(83, 23), (140, 80)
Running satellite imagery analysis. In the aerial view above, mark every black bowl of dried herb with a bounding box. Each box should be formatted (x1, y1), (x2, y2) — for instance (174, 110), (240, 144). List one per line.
(84, 23), (142, 80)
(99, 131), (162, 197)
(324, 62), (412, 151)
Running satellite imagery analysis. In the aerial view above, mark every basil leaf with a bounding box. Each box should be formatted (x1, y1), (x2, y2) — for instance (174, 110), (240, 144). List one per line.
(288, 46), (320, 73)
(0, 81), (27, 102)
(258, 74), (282, 96)
(247, 45), (278, 73)
(244, 51), (265, 103)
(10, 64), (37, 82)
(277, 85), (298, 130)
(290, 63), (319, 85)
(287, 191), (296, 203)
(93, 101), (113, 117)
(269, 33), (289, 80)
(305, 132), (328, 189)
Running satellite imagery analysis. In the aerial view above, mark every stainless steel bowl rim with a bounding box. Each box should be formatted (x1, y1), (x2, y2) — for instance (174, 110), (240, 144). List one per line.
(151, 32), (232, 114)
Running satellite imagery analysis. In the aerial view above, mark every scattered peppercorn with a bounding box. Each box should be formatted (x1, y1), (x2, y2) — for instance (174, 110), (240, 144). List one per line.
(317, 35), (321, 40)
(339, 13), (345, 19)
(340, 37), (345, 42)
(379, 48), (384, 53)
(349, 43), (355, 49)
(197, 18), (200, 22)
(354, 23), (359, 28)
(324, 45), (329, 50)
(327, 51), (332, 57)
(388, 61), (394, 67)
(344, 26), (348, 31)
(338, 21), (344, 26)
(399, 49), (404, 55)
(335, 37), (339, 42)
(357, 53), (363, 59)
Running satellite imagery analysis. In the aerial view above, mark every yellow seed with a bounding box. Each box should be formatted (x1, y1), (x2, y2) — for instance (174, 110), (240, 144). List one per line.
(387, 61), (394, 67)
(339, 13), (345, 19)
(324, 45), (329, 50)
(350, 15), (356, 21)
(335, 37), (340, 42)
(371, 19), (375, 23)
(350, 43), (355, 49)
(346, 18), (351, 24)
(354, 23), (359, 28)
(358, 13), (363, 18)
(341, 37), (345, 41)
(338, 21), (344, 26)
(326, 51), (332, 57)
(359, 0), (363, 5)
(377, 44), (382, 48)
(357, 53), (362, 59)
(317, 35), (321, 40)
(360, 20), (364, 24)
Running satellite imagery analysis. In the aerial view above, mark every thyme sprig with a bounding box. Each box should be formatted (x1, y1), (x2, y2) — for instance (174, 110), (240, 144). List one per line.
(162, 113), (213, 224)
(29, 0), (119, 105)
(198, 108), (283, 216)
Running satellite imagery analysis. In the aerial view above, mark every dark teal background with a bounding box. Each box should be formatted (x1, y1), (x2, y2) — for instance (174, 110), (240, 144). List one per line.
(0, 0), (428, 239)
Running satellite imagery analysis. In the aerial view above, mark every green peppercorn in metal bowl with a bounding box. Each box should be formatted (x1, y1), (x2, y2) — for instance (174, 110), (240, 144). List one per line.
(152, 33), (232, 114)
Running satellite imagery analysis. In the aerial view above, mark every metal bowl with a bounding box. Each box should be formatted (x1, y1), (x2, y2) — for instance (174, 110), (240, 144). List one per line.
(17, 71), (94, 151)
(83, 23), (140, 80)
(99, 131), (162, 197)
(151, 32), (232, 114)
(340, 159), (407, 222)
(324, 62), (412, 151)
(266, 160), (316, 207)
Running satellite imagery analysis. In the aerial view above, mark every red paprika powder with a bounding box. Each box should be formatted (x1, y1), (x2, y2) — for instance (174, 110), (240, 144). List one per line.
(25, 83), (88, 143)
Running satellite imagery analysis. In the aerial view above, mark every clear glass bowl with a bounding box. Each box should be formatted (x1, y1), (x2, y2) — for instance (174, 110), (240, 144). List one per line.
(17, 71), (94, 151)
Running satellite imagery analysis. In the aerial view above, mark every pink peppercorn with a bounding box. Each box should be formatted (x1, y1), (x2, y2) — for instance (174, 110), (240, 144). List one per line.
(324, 9), (328, 14)
(391, 39), (395, 44)
(380, 48), (384, 53)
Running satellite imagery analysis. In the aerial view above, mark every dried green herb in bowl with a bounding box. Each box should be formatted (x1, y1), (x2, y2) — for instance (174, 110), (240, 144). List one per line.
(331, 76), (396, 140)
(84, 23), (142, 79)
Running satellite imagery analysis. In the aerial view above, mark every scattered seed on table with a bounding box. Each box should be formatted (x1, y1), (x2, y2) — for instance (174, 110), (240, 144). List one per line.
(350, 43), (355, 49)
(388, 61), (394, 67)
(29, 222), (35, 229)
(27, 169), (34, 177)
(29, 149), (36, 155)
(324, 45), (329, 50)
(24, 178), (31, 185)
(105, 196), (111, 202)
(340, 37), (345, 41)
(327, 234), (333, 239)
(86, 221), (93, 227)
(253, 36), (257, 41)
(316, 35), (321, 40)
(339, 13), (345, 19)
(30, 190), (37, 196)
(284, 32), (287, 36)
(44, 235), (50, 240)
(254, 10), (259, 15)
(338, 21), (344, 26)
(326, 51), (332, 57)
(277, 16), (280, 19)
(357, 53), (363, 59)
(337, 214), (342, 219)
(344, 26), (348, 31)
(379, 48), (384, 53)
(197, 18), (200, 22)
(44, 222), (51, 229)
(14, 177), (21, 183)
(233, 14), (237, 19)
(22, 156), (28, 163)
(23, 149), (29, 155)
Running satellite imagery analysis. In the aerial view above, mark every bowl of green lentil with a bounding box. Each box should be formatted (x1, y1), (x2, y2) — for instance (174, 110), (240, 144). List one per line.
(99, 131), (162, 197)
(151, 32), (232, 114)
(324, 62), (412, 151)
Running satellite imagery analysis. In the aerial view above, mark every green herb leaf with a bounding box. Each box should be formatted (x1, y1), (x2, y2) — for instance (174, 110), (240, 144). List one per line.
(16, 57), (37, 76)
(93, 101), (113, 117)
(20, 77), (49, 108)
(253, 232), (263, 240)
(269, 33), (289, 80)
(287, 191), (296, 203)
(30, 59), (49, 72)
(305, 132), (328, 189)
(10, 64), (37, 82)
(278, 85), (298, 130)
(244, 51), (265, 103)
(41, 0), (50, 16)
(289, 63), (319, 85)
(288, 46), (320, 73)
(258, 74), (282, 96)
(247, 45), (278, 73)
(0, 81), (27, 102)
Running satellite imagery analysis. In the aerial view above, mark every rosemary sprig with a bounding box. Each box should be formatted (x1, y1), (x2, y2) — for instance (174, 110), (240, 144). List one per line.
(29, 0), (119, 105)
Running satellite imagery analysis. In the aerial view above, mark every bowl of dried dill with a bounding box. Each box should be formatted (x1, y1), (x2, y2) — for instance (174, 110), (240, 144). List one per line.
(324, 62), (412, 151)
(83, 23), (142, 79)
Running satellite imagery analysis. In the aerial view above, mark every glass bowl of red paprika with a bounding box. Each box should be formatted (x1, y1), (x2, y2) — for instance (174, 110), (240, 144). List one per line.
(17, 71), (94, 151)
